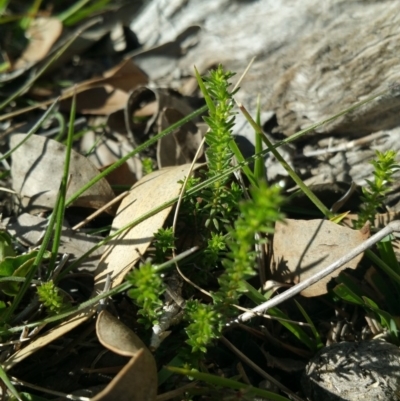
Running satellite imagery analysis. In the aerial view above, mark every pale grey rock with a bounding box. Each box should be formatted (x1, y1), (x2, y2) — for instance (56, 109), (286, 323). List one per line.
(302, 341), (400, 401)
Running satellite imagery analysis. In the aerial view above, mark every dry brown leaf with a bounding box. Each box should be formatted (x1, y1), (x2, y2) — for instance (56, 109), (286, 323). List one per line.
(10, 134), (115, 212)
(271, 219), (370, 297)
(60, 59), (148, 115)
(96, 310), (148, 356)
(93, 311), (157, 401)
(1, 5), (141, 82)
(91, 349), (156, 401)
(94, 164), (199, 293)
(14, 18), (63, 70)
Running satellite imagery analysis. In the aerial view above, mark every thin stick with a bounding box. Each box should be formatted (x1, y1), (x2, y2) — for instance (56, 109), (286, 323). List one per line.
(72, 191), (129, 230)
(220, 336), (305, 401)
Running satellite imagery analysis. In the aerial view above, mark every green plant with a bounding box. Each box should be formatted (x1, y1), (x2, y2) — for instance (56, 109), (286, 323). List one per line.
(195, 66), (242, 230)
(356, 150), (400, 228)
(37, 281), (67, 314)
(185, 181), (284, 352)
(126, 66), (285, 357)
(142, 157), (155, 175)
(334, 150), (400, 342)
(127, 261), (165, 327)
(154, 227), (176, 262)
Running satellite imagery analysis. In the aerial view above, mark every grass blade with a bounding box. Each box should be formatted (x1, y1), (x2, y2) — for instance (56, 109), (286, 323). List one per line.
(254, 94), (265, 181)
(0, 364), (22, 400)
(48, 90), (76, 274)
(166, 366), (291, 401)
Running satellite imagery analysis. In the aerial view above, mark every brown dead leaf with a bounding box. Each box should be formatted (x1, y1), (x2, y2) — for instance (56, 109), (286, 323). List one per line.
(157, 108), (205, 168)
(94, 164), (200, 293)
(91, 349), (156, 401)
(14, 18), (63, 71)
(10, 134), (115, 212)
(271, 219), (370, 297)
(0, 17), (101, 84)
(94, 311), (156, 401)
(93, 311), (157, 401)
(60, 58), (148, 115)
(96, 310), (149, 356)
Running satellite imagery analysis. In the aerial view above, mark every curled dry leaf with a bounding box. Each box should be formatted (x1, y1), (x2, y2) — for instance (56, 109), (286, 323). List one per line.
(10, 134), (115, 212)
(93, 310), (157, 401)
(271, 219), (370, 297)
(96, 310), (147, 355)
(91, 349), (157, 401)
(108, 86), (195, 147)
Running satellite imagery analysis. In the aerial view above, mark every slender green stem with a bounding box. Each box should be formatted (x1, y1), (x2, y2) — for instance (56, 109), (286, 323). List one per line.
(194, 66), (215, 114)
(254, 94), (265, 181)
(2, 282), (131, 335)
(4, 190), (61, 321)
(48, 91), (76, 274)
(229, 139), (257, 187)
(57, 0), (91, 22)
(280, 89), (389, 145)
(53, 112), (67, 142)
(366, 249), (400, 286)
(0, 364), (22, 400)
